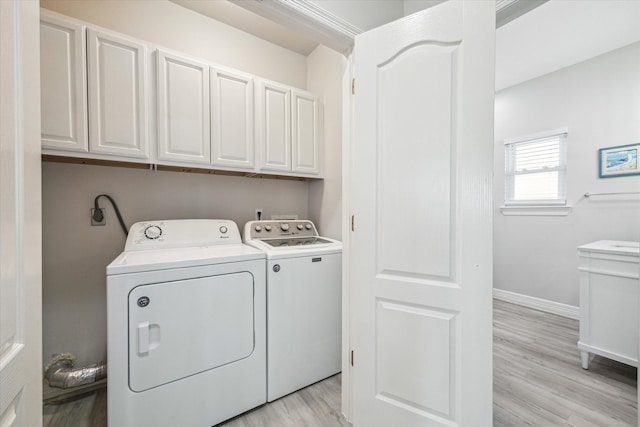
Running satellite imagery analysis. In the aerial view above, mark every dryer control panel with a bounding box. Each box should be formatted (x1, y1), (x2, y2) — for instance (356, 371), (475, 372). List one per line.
(125, 219), (241, 251)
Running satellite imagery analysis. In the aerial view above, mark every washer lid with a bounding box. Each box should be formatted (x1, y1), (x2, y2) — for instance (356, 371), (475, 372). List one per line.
(244, 238), (342, 260)
(107, 244), (264, 275)
(261, 236), (334, 248)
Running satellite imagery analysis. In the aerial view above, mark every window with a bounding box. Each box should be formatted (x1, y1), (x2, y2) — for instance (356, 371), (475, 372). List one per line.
(504, 128), (568, 207)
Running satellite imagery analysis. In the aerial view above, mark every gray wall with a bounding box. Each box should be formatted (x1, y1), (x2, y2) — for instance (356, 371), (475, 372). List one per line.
(493, 42), (640, 307)
(40, 1), (343, 367)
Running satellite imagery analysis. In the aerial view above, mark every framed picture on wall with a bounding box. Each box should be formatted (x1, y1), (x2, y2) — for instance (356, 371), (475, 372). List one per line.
(599, 143), (640, 178)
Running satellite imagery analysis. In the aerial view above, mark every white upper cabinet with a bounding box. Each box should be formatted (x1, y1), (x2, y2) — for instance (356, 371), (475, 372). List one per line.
(257, 81), (292, 172)
(40, 12), (88, 152)
(87, 29), (148, 159)
(210, 67), (254, 169)
(157, 50), (211, 165)
(257, 81), (321, 176)
(39, 11), (322, 178)
(292, 90), (320, 175)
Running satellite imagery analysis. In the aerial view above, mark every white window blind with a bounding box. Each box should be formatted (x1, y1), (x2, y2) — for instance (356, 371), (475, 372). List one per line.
(504, 129), (567, 206)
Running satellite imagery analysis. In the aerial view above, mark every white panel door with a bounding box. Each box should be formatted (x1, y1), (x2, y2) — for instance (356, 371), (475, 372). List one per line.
(0, 1), (42, 426)
(87, 29), (148, 159)
(292, 90), (320, 175)
(257, 81), (291, 172)
(350, 2), (495, 426)
(157, 50), (210, 164)
(40, 12), (87, 152)
(211, 67), (254, 169)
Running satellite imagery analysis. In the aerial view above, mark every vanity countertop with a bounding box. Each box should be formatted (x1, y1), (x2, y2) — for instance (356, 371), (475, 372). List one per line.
(578, 240), (639, 256)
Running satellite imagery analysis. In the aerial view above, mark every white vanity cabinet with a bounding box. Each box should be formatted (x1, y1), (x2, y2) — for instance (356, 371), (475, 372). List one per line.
(87, 29), (148, 159)
(577, 240), (640, 369)
(40, 11), (149, 161)
(257, 80), (321, 175)
(40, 12), (87, 152)
(156, 50), (211, 165)
(210, 67), (255, 169)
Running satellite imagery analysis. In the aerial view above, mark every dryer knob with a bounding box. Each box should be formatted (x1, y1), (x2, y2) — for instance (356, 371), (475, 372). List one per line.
(144, 225), (162, 240)
(255, 225), (262, 232)
(297, 224), (304, 230)
(280, 223), (290, 231)
(219, 226), (228, 234)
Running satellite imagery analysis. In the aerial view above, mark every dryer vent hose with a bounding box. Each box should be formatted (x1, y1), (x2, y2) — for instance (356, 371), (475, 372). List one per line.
(44, 353), (107, 389)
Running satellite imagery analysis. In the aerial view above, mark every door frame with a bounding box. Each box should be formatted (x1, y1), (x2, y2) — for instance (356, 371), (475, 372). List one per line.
(0, 1), (43, 425)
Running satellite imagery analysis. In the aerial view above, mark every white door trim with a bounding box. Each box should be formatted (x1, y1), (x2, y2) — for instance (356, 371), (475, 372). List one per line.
(0, 1), (43, 426)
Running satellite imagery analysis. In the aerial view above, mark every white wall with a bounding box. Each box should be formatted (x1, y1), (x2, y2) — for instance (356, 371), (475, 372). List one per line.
(494, 42), (640, 307)
(39, 0), (318, 367)
(307, 45), (346, 240)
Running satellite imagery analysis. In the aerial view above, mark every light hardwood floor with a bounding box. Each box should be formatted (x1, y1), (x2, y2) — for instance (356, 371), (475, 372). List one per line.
(494, 299), (637, 426)
(44, 300), (637, 426)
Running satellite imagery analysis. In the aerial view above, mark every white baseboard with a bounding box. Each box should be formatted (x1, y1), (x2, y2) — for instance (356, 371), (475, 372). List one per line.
(493, 288), (579, 320)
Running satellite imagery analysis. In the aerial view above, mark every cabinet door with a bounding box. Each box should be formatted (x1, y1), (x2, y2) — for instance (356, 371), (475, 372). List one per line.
(292, 90), (320, 175)
(157, 50), (210, 164)
(40, 13), (87, 152)
(211, 68), (254, 169)
(257, 81), (291, 172)
(87, 29), (148, 159)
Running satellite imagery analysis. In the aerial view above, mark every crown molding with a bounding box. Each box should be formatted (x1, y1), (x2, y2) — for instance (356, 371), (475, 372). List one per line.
(231, 0), (550, 55)
(496, 0), (549, 28)
(230, 0), (361, 54)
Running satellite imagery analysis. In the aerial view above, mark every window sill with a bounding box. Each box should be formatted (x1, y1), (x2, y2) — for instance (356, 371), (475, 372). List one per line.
(500, 205), (572, 216)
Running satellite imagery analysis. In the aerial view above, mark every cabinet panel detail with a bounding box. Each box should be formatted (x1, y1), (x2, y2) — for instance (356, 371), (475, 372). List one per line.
(211, 68), (254, 169)
(157, 50), (210, 164)
(258, 82), (291, 172)
(40, 14), (87, 152)
(292, 91), (320, 174)
(87, 29), (148, 158)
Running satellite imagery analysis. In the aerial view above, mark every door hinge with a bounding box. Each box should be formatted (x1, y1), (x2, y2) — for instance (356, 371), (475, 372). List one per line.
(351, 78), (355, 95)
(351, 350), (354, 366)
(351, 215), (355, 232)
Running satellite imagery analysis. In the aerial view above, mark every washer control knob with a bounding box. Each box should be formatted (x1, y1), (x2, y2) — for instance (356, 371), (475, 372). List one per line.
(297, 224), (304, 230)
(144, 225), (162, 240)
(265, 225), (272, 231)
(255, 225), (262, 232)
(219, 226), (228, 234)
(305, 223), (312, 230)
(280, 223), (290, 231)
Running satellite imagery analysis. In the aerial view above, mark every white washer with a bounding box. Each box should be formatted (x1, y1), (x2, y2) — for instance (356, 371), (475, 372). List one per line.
(243, 220), (342, 402)
(107, 219), (266, 427)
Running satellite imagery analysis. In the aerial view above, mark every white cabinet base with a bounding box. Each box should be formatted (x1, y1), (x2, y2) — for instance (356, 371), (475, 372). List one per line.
(577, 240), (640, 369)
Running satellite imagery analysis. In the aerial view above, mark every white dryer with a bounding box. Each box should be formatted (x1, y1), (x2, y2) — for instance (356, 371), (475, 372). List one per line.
(243, 220), (342, 402)
(107, 219), (266, 427)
